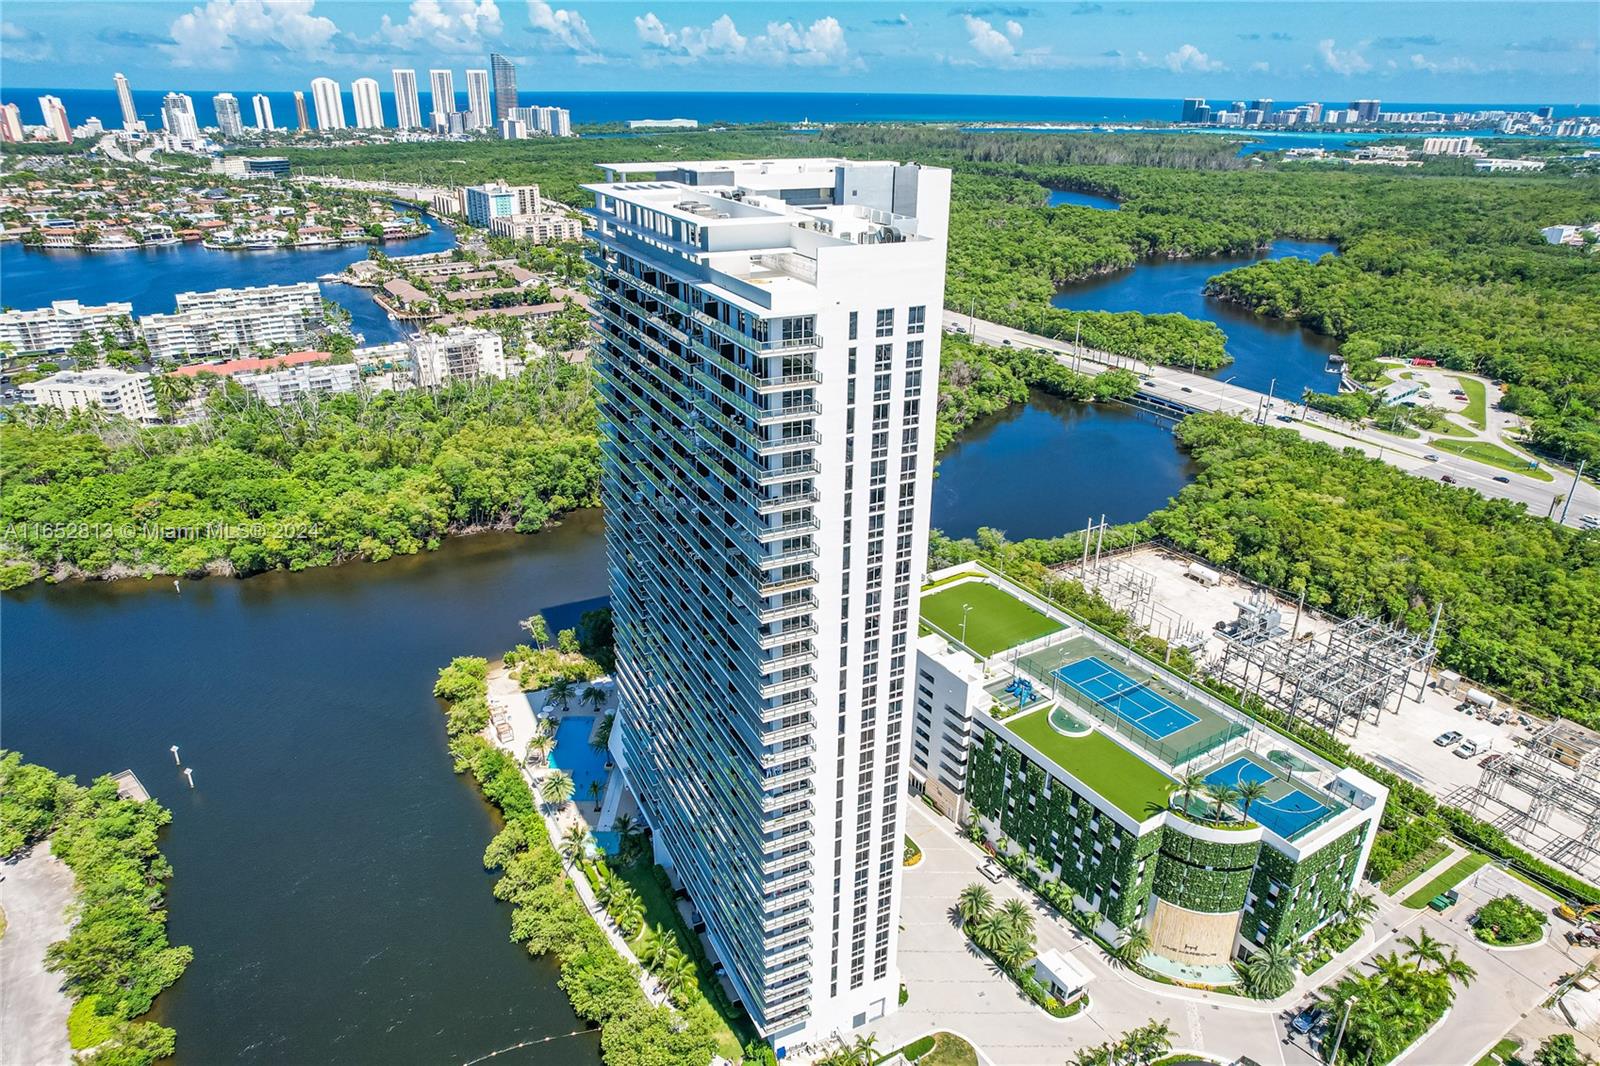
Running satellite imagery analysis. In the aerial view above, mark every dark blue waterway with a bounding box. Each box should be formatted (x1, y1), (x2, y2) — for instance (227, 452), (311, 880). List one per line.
(8, 88), (1595, 130)
(1048, 188), (1121, 210)
(1052, 239), (1343, 398)
(0, 211), (455, 344)
(931, 390), (1194, 541)
(1, 520), (611, 1066)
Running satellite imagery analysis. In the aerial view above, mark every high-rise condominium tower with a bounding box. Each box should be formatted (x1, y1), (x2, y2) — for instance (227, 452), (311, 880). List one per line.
(465, 69), (492, 130)
(587, 158), (951, 1051)
(293, 91), (310, 132)
(428, 69), (455, 129)
(392, 69), (421, 129)
(351, 78), (383, 129)
(213, 93), (244, 138)
(490, 53), (518, 122)
(310, 78), (346, 131)
(38, 95), (72, 142)
(160, 93), (199, 142)
(113, 73), (138, 130)
(252, 93), (275, 131)
(1, 103), (24, 143)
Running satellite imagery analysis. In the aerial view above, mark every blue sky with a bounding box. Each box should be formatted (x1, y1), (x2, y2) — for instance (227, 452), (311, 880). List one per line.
(1, 1), (1595, 102)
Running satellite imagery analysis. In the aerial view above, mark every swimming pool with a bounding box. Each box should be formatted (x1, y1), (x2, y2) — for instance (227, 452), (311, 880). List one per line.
(548, 716), (610, 804)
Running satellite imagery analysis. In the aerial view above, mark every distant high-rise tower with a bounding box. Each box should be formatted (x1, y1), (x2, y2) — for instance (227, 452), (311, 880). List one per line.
(351, 78), (384, 129)
(392, 69), (421, 129)
(428, 69), (455, 129)
(310, 78), (346, 131)
(293, 91), (310, 132)
(465, 69), (492, 130)
(1180, 98), (1207, 122)
(0, 103), (24, 143)
(589, 157), (952, 1052)
(213, 93), (244, 138)
(1354, 99), (1381, 122)
(160, 93), (199, 141)
(252, 93), (275, 131)
(38, 95), (72, 143)
(113, 73), (139, 130)
(490, 53), (518, 122)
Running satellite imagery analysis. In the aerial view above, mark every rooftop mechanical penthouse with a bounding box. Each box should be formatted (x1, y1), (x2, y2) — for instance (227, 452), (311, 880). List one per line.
(585, 158), (952, 1049)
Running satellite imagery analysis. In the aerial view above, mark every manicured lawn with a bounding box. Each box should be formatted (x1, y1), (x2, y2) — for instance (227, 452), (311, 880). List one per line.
(1379, 841), (1452, 894)
(1474, 1036), (1522, 1066)
(1402, 852), (1490, 908)
(1428, 438), (1555, 481)
(921, 581), (1064, 658)
(1430, 417), (1475, 439)
(921, 1032), (980, 1066)
(1455, 376), (1488, 430)
(611, 861), (750, 1059)
(1008, 709), (1174, 818)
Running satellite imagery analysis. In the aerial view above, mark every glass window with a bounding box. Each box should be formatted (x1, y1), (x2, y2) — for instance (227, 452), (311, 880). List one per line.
(908, 306), (926, 334)
(875, 308), (894, 337)
(848, 311), (858, 340)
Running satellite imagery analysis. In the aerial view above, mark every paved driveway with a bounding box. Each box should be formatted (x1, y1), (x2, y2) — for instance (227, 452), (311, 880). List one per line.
(0, 841), (76, 1065)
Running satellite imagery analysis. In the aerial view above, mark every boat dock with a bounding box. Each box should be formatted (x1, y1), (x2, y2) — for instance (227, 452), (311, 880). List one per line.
(111, 769), (151, 802)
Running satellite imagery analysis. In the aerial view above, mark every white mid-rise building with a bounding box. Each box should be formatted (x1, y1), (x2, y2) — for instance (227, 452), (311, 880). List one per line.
(310, 78), (346, 131)
(21, 369), (158, 422)
(465, 69), (492, 130)
(392, 69), (421, 129)
(139, 283), (326, 361)
(488, 213), (583, 244)
(251, 93), (275, 131)
(236, 361), (362, 406)
(410, 327), (508, 387)
(587, 157), (950, 1049)
(0, 299), (135, 353)
(351, 78), (383, 129)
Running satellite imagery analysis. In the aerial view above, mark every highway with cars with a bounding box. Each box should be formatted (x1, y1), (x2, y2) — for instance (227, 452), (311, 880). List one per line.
(943, 309), (1600, 528)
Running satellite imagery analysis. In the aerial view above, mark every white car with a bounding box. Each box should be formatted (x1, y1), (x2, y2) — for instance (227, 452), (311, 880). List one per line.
(979, 859), (1004, 883)
(1581, 514), (1600, 530)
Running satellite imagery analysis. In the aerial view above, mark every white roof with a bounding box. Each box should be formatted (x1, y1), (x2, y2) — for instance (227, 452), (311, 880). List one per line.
(1032, 947), (1093, 988)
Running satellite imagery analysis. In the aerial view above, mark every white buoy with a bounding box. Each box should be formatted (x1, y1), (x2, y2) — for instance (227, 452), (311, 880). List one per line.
(170, 745), (181, 765)
(183, 768), (195, 789)
(174, 579), (181, 593)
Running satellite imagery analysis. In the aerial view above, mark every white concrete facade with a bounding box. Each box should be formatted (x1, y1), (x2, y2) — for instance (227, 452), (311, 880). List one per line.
(310, 78), (345, 131)
(236, 362), (361, 406)
(465, 69), (492, 130)
(392, 70), (421, 129)
(0, 300), (135, 353)
(351, 79), (383, 130)
(428, 69), (455, 129)
(21, 369), (158, 422)
(139, 283), (325, 362)
(410, 327), (508, 388)
(251, 93), (275, 131)
(588, 157), (951, 1051)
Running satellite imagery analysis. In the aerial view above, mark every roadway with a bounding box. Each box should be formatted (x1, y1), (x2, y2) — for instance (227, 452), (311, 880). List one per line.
(944, 309), (1600, 527)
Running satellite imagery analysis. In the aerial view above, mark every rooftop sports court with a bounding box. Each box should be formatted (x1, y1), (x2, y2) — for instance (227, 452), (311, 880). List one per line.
(920, 579), (1065, 658)
(1016, 635), (1245, 767)
(1201, 751), (1342, 840)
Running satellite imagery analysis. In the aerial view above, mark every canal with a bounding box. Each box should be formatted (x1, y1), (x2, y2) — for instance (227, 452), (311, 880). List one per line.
(0, 208), (455, 345)
(1, 516), (610, 1066)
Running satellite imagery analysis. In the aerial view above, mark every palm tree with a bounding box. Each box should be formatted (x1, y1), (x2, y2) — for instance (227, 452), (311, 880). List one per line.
(1344, 892), (1379, 927)
(957, 883), (995, 925)
(849, 1034), (879, 1066)
(593, 869), (617, 909)
(540, 770), (575, 809)
(559, 822), (591, 866)
(973, 911), (1011, 953)
(1437, 948), (1477, 989)
(1236, 779), (1271, 822)
(1175, 771), (1207, 814)
(582, 685), (608, 713)
(1398, 931), (1447, 970)
(1204, 783), (1239, 822)
(656, 946), (698, 1000)
(547, 677), (575, 712)
(588, 780), (603, 811)
(524, 733), (553, 766)
(1242, 941), (1300, 998)
(636, 925), (664, 967)
(611, 890), (645, 937)
(1000, 897), (1036, 940)
(995, 931), (1035, 972)
(1114, 926), (1151, 968)
(520, 613), (549, 648)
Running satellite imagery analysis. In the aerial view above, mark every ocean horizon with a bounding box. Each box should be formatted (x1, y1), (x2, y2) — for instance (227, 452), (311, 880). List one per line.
(4, 87), (1596, 131)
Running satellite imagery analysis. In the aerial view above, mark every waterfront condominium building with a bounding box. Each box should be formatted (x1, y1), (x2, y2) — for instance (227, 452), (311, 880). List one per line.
(351, 78), (384, 129)
(213, 93), (244, 138)
(161, 93), (200, 142)
(38, 95), (71, 143)
(252, 93), (275, 131)
(310, 78), (346, 131)
(465, 69), (492, 130)
(138, 283), (326, 362)
(463, 180), (542, 226)
(428, 69), (455, 129)
(293, 91), (310, 132)
(409, 327), (509, 388)
(20, 368), (158, 422)
(0, 299), (135, 353)
(490, 53), (517, 122)
(392, 69), (422, 129)
(0, 103), (24, 143)
(586, 158), (951, 1048)
(113, 73), (139, 130)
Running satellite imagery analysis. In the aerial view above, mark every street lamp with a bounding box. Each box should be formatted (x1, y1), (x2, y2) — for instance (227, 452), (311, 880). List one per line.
(1328, 995), (1357, 1063)
(960, 603), (973, 648)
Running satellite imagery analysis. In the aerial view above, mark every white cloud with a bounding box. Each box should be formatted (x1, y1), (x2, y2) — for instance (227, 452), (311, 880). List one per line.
(527, 1), (596, 55)
(1163, 43), (1224, 73)
(1408, 51), (1480, 74)
(1004, 20), (1023, 38)
(633, 12), (854, 67)
(164, 0), (339, 68)
(1317, 37), (1370, 75)
(963, 14), (1017, 61)
(1249, 60), (1270, 73)
(1, 18), (53, 61)
(377, 0), (503, 54)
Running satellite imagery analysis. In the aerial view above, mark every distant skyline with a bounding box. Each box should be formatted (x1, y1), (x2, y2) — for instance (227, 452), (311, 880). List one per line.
(0, 1), (1595, 103)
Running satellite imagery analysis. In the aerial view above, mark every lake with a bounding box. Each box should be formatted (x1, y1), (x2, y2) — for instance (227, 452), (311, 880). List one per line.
(0, 209), (455, 345)
(1052, 239), (1343, 398)
(0, 516), (610, 1066)
(1047, 188), (1121, 210)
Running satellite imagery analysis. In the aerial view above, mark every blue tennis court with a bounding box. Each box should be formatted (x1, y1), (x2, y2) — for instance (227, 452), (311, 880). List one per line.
(1054, 656), (1200, 741)
(1205, 755), (1334, 838)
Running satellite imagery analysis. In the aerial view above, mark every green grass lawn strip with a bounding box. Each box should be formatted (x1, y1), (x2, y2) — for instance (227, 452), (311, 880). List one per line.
(1403, 853), (1490, 908)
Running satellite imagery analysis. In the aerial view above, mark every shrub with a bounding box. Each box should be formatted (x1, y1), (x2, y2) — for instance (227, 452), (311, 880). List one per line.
(1474, 895), (1547, 946)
